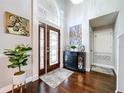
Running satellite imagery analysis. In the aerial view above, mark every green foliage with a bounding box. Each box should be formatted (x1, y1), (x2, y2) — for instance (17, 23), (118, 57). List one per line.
(70, 45), (76, 49)
(3, 44), (32, 72)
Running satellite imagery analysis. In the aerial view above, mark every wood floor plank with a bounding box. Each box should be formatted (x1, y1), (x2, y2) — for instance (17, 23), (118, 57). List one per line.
(8, 71), (116, 93)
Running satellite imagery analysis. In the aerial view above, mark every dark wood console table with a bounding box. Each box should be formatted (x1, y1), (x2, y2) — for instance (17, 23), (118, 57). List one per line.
(63, 51), (86, 72)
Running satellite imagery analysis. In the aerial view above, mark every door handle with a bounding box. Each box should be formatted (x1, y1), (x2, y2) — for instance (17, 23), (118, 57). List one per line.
(47, 47), (50, 52)
(90, 50), (93, 52)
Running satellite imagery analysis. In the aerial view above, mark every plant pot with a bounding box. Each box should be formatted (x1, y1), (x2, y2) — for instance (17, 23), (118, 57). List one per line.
(71, 48), (74, 51)
(71, 48), (77, 51)
(13, 71), (26, 85)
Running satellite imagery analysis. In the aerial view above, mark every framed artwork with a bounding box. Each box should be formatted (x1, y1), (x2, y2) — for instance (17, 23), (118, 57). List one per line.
(5, 12), (30, 36)
(69, 24), (82, 46)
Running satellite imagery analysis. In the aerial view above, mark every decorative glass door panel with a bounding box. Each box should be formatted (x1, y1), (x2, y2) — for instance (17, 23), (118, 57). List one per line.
(39, 23), (46, 75)
(47, 25), (60, 72)
(40, 28), (44, 69)
(50, 30), (58, 65)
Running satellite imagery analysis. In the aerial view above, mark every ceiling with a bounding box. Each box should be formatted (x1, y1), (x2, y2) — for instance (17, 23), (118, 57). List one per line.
(90, 12), (119, 28)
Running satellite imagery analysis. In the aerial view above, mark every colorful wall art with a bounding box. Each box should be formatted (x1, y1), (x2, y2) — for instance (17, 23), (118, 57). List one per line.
(69, 24), (82, 46)
(5, 12), (30, 36)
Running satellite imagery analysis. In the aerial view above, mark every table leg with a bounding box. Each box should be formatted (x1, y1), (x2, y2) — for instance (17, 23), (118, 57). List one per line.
(12, 85), (14, 93)
(24, 81), (26, 88)
(20, 84), (22, 93)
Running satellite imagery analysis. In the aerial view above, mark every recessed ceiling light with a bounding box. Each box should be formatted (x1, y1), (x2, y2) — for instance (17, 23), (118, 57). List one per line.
(70, 0), (83, 4)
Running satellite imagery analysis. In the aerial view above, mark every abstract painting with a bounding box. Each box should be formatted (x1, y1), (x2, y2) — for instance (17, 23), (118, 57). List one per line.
(69, 24), (82, 46)
(5, 12), (30, 36)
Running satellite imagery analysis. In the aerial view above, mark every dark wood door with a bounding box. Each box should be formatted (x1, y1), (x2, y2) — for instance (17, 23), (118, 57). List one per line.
(47, 25), (60, 72)
(39, 23), (46, 76)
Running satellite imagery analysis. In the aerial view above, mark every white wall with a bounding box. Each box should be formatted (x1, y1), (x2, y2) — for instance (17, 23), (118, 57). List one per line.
(93, 26), (114, 66)
(0, 0), (66, 92)
(65, 0), (124, 92)
(94, 27), (113, 54)
(115, 0), (124, 92)
(32, 0), (39, 83)
(37, 0), (66, 68)
(65, 0), (120, 71)
(118, 34), (124, 92)
(0, 0), (32, 91)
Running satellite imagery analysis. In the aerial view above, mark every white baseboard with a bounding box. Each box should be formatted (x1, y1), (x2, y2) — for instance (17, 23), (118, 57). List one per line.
(113, 67), (117, 75)
(0, 76), (34, 93)
(115, 90), (124, 93)
(32, 74), (39, 81)
(93, 63), (117, 75)
(93, 63), (114, 69)
(86, 68), (91, 72)
(26, 76), (33, 83)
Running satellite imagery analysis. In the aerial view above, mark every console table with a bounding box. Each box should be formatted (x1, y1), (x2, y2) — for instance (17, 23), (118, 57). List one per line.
(63, 51), (86, 72)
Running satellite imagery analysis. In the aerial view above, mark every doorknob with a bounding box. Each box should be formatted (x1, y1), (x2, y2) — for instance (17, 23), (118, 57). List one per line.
(90, 50), (93, 52)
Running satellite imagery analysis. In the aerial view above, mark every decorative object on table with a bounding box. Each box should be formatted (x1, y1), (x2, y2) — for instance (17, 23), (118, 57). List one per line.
(70, 45), (77, 51)
(78, 44), (85, 52)
(3, 44), (32, 93)
(5, 11), (30, 36)
(69, 24), (82, 47)
(65, 45), (71, 51)
(78, 56), (83, 69)
(70, 0), (84, 4)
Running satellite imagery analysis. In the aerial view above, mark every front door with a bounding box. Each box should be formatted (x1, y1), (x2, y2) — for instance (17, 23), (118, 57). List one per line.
(39, 23), (60, 75)
(47, 25), (60, 72)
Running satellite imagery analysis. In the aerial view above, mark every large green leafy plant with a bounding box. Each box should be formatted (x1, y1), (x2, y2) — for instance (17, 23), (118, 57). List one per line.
(3, 44), (32, 73)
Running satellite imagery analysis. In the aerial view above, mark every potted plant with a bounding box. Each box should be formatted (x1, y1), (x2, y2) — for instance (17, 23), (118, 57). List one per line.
(3, 44), (32, 85)
(70, 45), (77, 51)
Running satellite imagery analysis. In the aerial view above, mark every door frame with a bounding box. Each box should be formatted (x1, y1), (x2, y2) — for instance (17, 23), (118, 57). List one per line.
(47, 25), (60, 72)
(38, 23), (46, 76)
(39, 23), (60, 75)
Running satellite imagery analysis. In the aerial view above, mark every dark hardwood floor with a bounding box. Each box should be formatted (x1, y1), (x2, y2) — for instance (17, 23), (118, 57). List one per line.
(8, 71), (116, 93)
